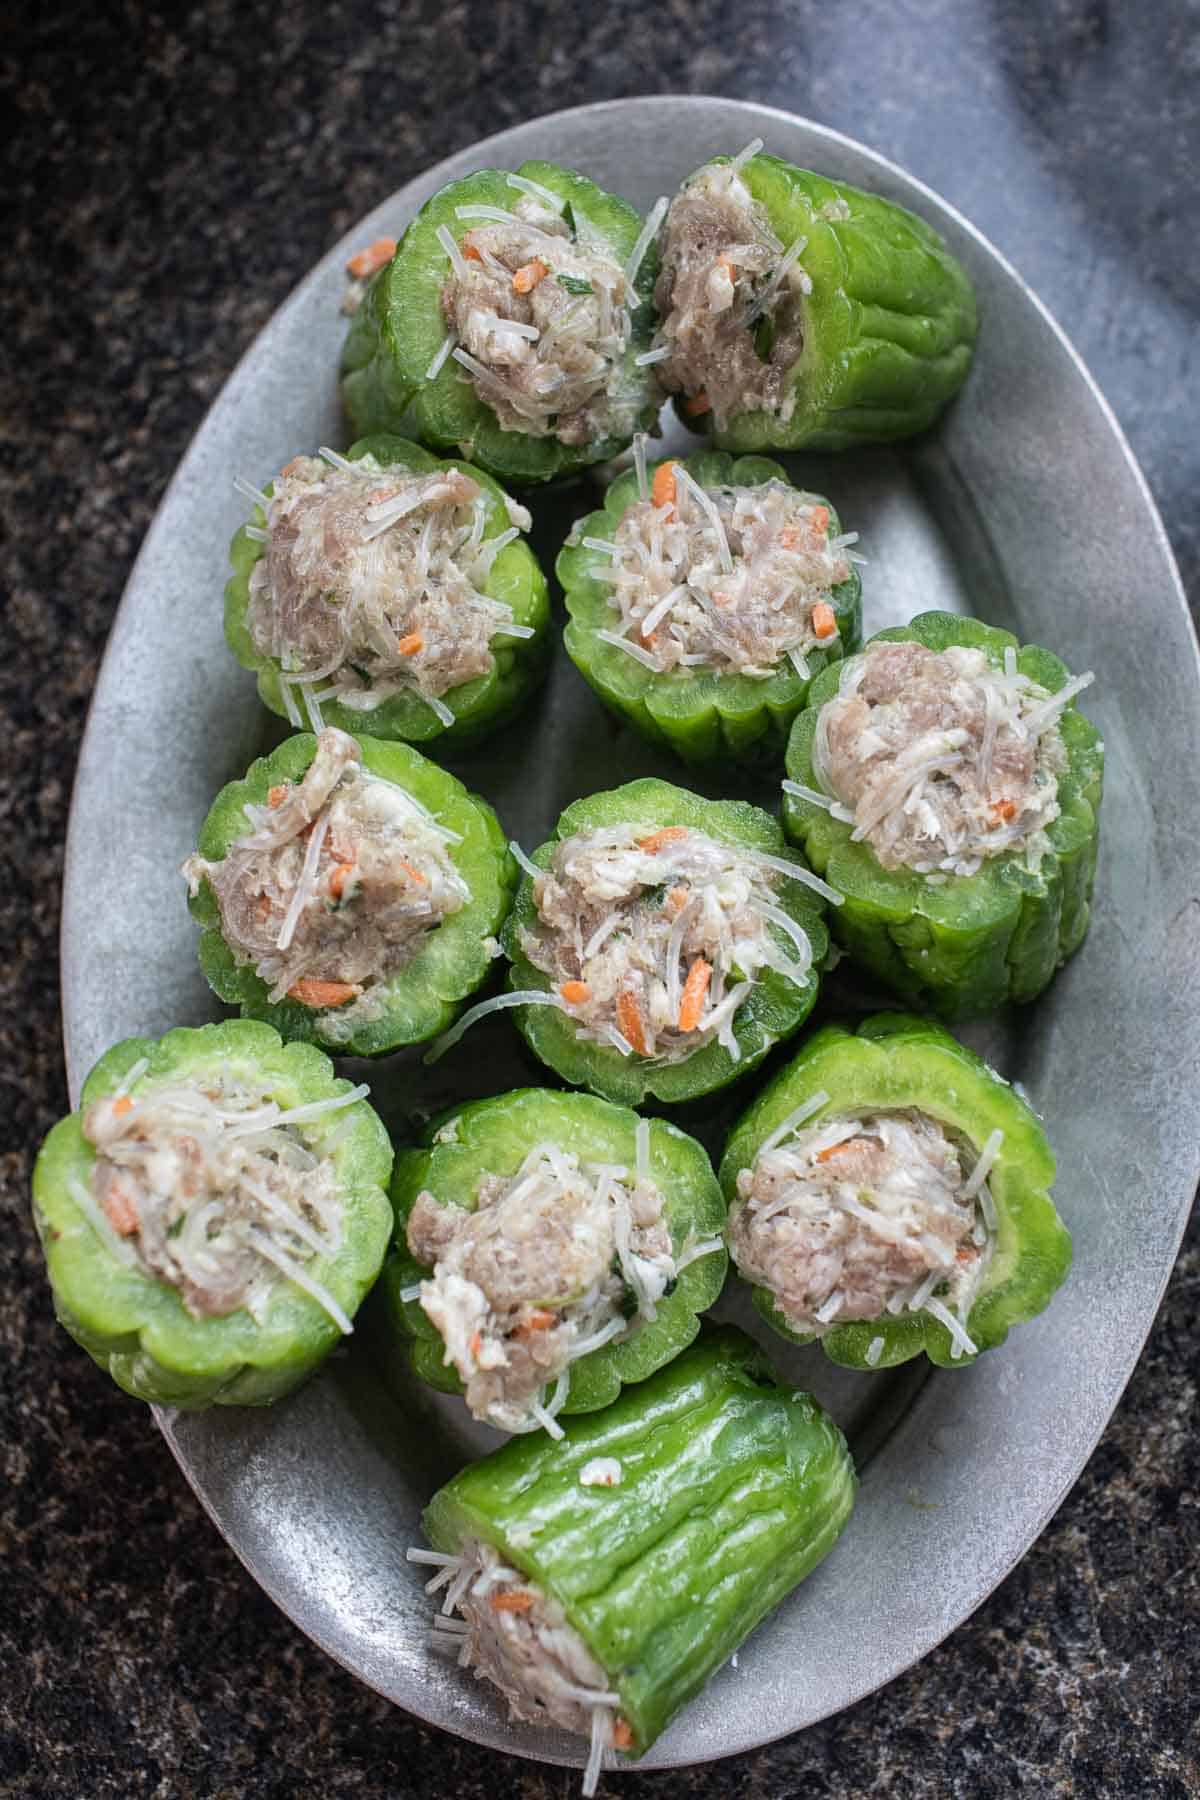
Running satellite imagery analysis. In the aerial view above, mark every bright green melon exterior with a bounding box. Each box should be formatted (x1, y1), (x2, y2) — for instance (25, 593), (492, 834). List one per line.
(720, 1014), (1070, 1370)
(31, 1021), (393, 1407)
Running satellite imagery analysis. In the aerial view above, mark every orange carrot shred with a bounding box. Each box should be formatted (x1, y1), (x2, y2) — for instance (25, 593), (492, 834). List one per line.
(779, 526), (802, 549)
(513, 1308), (558, 1339)
(991, 799), (1017, 823)
(685, 390), (712, 416)
(267, 785), (288, 807)
(816, 1139), (858, 1163)
(397, 632), (424, 656)
(612, 1719), (634, 1751)
(102, 1185), (140, 1237)
(399, 860), (427, 885)
(512, 259), (548, 294)
(329, 861), (356, 900)
(463, 242), (484, 262)
(812, 602), (837, 640)
(636, 826), (687, 853)
(469, 1331), (483, 1359)
(560, 980), (592, 1005)
(287, 978), (359, 1009)
(346, 237), (397, 279)
(616, 990), (648, 1056)
(490, 1591), (536, 1613)
(678, 958), (712, 1032)
(112, 1095), (134, 1117)
(664, 886), (689, 914)
(810, 504), (830, 533)
(650, 460), (679, 513)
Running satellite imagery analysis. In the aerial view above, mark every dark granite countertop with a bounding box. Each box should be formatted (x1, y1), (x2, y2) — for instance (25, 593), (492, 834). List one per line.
(3, 2), (1198, 1794)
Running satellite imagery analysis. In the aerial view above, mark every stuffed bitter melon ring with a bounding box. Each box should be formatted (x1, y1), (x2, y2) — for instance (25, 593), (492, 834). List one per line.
(783, 612), (1103, 1018)
(720, 1015), (1070, 1370)
(380, 1088), (727, 1432)
(559, 445), (862, 768)
(412, 1326), (855, 1787)
(341, 162), (664, 485)
(435, 778), (834, 1106)
(31, 1021), (393, 1407)
(184, 727), (515, 1057)
(652, 140), (977, 451)
(225, 436), (549, 746)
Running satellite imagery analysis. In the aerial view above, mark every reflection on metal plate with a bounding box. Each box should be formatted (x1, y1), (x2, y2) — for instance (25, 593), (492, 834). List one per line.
(62, 96), (1200, 1775)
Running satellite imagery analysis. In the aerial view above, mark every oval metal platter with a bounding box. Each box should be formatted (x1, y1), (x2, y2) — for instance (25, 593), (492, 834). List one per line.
(61, 96), (1200, 1774)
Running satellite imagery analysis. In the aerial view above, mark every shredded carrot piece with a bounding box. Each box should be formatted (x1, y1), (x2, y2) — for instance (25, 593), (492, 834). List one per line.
(281, 456), (307, 479)
(816, 1139), (859, 1163)
(636, 826), (688, 853)
(469, 1330), (482, 1359)
(399, 860), (427, 885)
(684, 390), (712, 416)
(512, 258), (548, 294)
(612, 1719), (634, 1751)
(664, 886), (689, 914)
(112, 1094), (134, 1118)
(102, 1185), (139, 1236)
(778, 526), (802, 549)
(616, 990), (648, 1056)
(809, 504), (830, 534)
(268, 785), (288, 807)
(650, 460), (679, 513)
(513, 1308), (558, 1339)
(678, 958), (712, 1032)
(287, 978), (359, 1008)
(346, 237), (397, 279)
(812, 602), (838, 641)
(956, 1244), (977, 1264)
(560, 980), (592, 1005)
(991, 799), (1017, 824)
(463, 241), (484, 262)
(328, 861), (356, 900)
(397, 632), (424, 656)
(490, 1590), (536, 1613)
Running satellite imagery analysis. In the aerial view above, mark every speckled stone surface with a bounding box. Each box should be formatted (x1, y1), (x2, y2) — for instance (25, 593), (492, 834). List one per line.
(2, 2), (1198, 1795)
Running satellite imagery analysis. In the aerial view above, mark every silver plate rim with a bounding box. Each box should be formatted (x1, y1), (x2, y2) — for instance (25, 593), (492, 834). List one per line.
(60, 93), (1200, 1772)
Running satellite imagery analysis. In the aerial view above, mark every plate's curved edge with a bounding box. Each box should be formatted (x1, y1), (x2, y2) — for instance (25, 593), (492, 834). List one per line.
(58, 93), (1200, 1776)
(154, 1352), (1193, 1779)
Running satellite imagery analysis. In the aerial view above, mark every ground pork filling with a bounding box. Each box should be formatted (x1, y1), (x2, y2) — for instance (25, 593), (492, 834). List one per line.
(182, 728), (469, 1042)
(404, 1129), (720, 1434)
(730, 1104), (1001, 1358)
(437, 183), (658, 446)
(588, 461), (855, 677)
(516, 824), (828, 1064)
(78, 1066), (366, 1327)
(412, 1538), (627, 1791)
(805, 641), (1093, 878)
(653, 145), (809, 431)
(244, 450), (533, 729)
